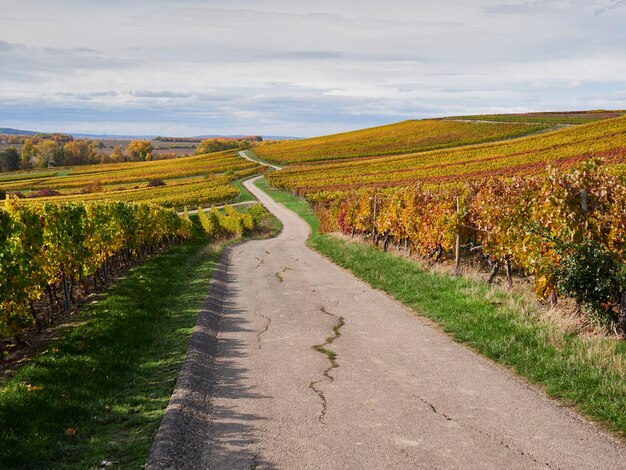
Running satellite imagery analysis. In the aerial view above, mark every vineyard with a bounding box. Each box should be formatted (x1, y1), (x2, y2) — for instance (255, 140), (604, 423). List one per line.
(308, 159), (626, 326)
(257, 114), (626, 328)
(0, 198), (193, 338)
(197, 203), (270, 240)
(267, 115), (626, 193)
(0, 150), (260, 208)
(442, 110), (625, 125)
(254, 119), (552, 164)
(0, 148), (270, 343)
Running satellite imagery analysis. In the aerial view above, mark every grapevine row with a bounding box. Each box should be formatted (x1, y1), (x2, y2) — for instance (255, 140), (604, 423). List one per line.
(0, 198), (193, 338)
(29, 177), (241, 208)
(310, 159), (626, 324)
(197, 204), (270, 240)
(0, 150), (255, 191)
(267, 115), (626, 193)
(255, 119), (550, 164)
(0, 150), (261, 208)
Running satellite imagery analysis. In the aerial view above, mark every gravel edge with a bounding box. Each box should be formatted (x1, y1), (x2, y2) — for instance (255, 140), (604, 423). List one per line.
(145, 247), (231, 469)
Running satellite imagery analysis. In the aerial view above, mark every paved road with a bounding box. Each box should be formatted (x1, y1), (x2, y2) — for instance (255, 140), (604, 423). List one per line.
(148, 175), (626, 469)
(238, 150), (284, 170)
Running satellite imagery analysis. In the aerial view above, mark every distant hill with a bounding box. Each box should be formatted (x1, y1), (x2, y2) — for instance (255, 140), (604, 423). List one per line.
(259, 136), (302, 141)
(266, 113), (626, 193)
(1, 128), (300, 141)
(255, 110), (626, 165)
(254, 119), (552, 164)
(194, 134), (301, 141)
(70, 133), (156, 140)
(72, 133), (301, 141)
(441, 110), (626, 125)
(0, 127), (38, 136)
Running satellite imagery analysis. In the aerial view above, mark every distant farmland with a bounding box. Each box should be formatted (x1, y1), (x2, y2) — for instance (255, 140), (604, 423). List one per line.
(0, 150), (260, 208)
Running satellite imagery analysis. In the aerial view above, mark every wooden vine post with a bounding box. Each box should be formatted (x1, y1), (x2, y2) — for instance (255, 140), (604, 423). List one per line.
(454, 196), (461, 274)
(620, 293), (626, 338)
(61, 268), (71, 313)
(372, 194), (378, 243)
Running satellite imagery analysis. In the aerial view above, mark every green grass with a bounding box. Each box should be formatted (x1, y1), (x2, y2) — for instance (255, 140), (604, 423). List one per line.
(257, 176), (626, 439)
(231, 177), (256, 203)
(313, 346), (337, 361)
(0, 221), (221, 469)
(254, 178), (318, 234)
(0, 170), (58, 182)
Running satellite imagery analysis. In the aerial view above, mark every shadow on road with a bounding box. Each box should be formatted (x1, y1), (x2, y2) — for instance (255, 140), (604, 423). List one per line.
(147, 249), (273, 469)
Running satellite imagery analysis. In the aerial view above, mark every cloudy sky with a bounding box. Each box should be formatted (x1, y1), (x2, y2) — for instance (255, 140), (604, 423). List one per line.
(1, 0), (626, 137)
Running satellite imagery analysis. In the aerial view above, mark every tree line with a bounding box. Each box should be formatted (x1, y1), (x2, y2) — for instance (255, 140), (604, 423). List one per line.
(0, 134), (260, 172)
(0, 136), (158, 172)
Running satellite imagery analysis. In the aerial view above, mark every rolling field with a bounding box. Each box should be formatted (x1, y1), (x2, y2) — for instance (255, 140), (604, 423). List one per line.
(267, 115), (626, 193)
(0, 150), (260, 208)
(254, 119), (552, 164)
(442, 110), (626, 125)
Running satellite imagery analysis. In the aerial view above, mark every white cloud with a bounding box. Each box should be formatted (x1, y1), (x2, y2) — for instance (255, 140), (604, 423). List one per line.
(0, 0), (625, 136)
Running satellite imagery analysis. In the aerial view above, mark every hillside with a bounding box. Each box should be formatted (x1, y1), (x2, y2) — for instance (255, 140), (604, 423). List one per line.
(0, 127), (37, 136)
(0, 150), (259, 208)
(267, 114), (626, 193)
(441, 110), (626, 125)
(254, 119), (552, 164)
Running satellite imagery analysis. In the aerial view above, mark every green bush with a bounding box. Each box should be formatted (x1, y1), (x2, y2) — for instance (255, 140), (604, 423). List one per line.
(249, 203), (270, 224)
(556, 239), (626, 323)
(197, 205), (260, 240)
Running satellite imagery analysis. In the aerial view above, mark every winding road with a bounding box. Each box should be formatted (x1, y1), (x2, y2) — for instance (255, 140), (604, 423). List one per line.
(148, 174), (626, 469)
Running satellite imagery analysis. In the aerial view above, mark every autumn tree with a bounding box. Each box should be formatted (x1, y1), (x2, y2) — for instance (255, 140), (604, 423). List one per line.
(33, 140), (60, 168)
(34, 133), (73, 145)
(63, 140), (98, 166)
(195, 138), (240, 154)
(111, 145), (125, 163)
(126, 140), (153, 161)
(0, 147), (20, 171)
(21, 139), (34, 169)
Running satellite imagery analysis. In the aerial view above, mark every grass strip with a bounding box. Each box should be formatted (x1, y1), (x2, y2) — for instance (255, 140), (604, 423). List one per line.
(0, 222), (221, 469)
(254, 178), (318, 234)
(0, 170), (59, 182)
(256, 177), (626, 439)
(231, 177), (256, 203)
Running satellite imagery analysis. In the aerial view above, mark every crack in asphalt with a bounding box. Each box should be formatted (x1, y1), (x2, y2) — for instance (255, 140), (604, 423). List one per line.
(257, 313), (271, 349)
(309, 307), (345, 423)
(254, 256), (264, 269)
(414, 395), (452, 421)
(414, 394), (557, 469)
(320, 306), (334, 317)
(308, 381), (328, 424)
(274, 266), (294, 283)
(466, 424), (558, 470)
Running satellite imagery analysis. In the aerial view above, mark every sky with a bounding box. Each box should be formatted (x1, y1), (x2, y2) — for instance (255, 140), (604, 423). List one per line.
(1, 0), (626, 137)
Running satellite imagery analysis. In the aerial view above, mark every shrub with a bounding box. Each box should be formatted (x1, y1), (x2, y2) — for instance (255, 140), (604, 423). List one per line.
(147, 178), (166, 187)
(81, 180), (103, 194)
(31, 189), (61, 198)
(556, 239), (626, 323)
(249, 203), (270, 224)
